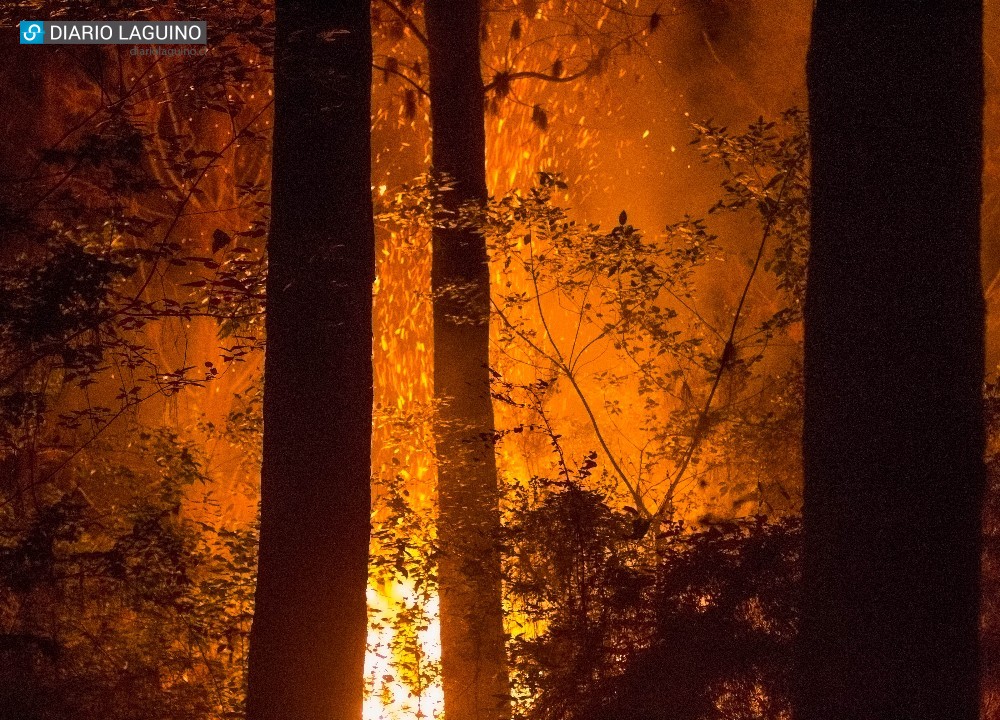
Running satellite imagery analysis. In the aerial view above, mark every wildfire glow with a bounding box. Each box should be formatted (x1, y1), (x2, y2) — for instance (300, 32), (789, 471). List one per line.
(365, 582), (444, 720)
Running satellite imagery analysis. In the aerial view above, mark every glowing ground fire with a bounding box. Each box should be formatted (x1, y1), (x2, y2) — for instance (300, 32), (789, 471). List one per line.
(365, 583), (444, 720)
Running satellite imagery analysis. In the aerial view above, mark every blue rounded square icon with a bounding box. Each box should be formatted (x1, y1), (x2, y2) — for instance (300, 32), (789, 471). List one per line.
(20, 21), (45, 44)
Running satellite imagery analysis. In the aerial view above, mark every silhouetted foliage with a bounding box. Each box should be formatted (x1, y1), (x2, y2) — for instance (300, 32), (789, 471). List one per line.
(505, 481), (799, 720)
(0, 432), (256, 720)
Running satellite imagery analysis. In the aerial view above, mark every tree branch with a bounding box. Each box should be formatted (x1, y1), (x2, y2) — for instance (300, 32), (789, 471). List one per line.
(378, 0), (429, 47)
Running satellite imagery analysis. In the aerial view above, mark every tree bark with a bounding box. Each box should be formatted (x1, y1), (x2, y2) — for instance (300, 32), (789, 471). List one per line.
(425, 2), (510, 719)
(246, 3), (374, 720)
(801, 4), (984, 720)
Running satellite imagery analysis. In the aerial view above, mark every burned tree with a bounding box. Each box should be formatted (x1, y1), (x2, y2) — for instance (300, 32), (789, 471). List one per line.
(425, 1), (510, 718)
(246, 2), (375, 720)
(801, 3), (984, 720)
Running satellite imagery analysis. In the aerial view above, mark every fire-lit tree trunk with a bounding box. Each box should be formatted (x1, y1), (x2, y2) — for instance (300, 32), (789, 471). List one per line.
(801, 4), (984, 720)
(425, 2), (510, 719)
(245, 2), (374, 720)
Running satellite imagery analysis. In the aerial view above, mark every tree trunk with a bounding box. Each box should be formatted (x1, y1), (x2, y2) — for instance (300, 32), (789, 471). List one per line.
(801, 4), (984, 720)
(246, 3), (374, 720)
(425, 2), (510, 719)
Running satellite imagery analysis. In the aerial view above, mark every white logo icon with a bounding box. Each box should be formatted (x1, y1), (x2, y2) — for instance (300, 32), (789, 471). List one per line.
(22, 23), (42, 41)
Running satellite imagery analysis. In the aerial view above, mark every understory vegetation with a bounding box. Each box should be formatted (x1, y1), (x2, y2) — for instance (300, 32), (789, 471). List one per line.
(3, 111), (800, 720)
(0, 105), (991, 720)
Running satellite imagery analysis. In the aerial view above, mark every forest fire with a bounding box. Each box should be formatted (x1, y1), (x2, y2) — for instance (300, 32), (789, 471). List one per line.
(0, 2), (997, 720)
(365, 582), (443, 720)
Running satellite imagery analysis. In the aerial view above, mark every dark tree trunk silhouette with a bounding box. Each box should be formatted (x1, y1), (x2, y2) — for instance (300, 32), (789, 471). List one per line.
(801, 4), (984, 720)
(425, 2), (510, 719)
(982, 422), (1000, 716)
(246, 2), (374, 720)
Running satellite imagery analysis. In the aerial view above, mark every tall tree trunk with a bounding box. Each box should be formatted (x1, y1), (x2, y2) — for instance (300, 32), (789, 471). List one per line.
(801, 4), (984, 720)
(246, 3), (374, 720)
(425, 2), (510, 719)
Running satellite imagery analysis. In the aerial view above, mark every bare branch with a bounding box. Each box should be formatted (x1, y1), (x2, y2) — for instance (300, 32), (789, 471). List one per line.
(378, 0), (429, 47)
(373, 62), (430, 98)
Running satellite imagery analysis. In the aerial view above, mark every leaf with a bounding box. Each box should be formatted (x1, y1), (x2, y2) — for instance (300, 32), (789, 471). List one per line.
(212, 229), (233, 254)
(403, 89), (417, 119)
(531, 104), (548, 132)
(764, 171), (786, 190)
(618, 210), (628, 226)
(511, 20), (521, 40)
(384, 56), (399, 84)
